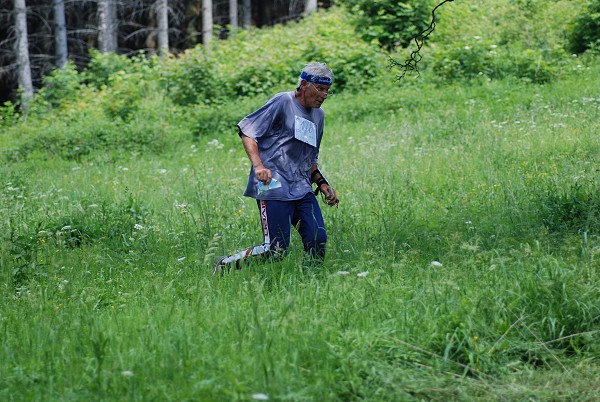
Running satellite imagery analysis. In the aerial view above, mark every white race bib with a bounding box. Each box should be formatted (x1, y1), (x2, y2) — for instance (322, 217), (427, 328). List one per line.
(294, 116), (317, 147)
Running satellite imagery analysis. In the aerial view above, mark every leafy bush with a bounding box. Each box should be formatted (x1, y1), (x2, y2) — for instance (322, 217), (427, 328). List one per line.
(163, 52), (227, 106)
(192, 97), (263, 138)
(172, 7), (388, 99)
(339, 0), (435, 50)
(83, 50), (141, 89)
(37, 61), (82, 108)
(9, 104), (178, 162)
(568, 0), (600, 54)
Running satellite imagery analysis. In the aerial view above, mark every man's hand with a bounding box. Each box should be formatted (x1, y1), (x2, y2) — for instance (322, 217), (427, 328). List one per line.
(254, 164), (272, 185)
(320, 184), (339, 207)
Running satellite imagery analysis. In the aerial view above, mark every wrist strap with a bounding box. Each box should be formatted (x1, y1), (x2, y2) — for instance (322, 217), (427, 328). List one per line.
(315, 177), (328, 187)
(311, 169), (329, 186)
(312, 169), (330, 196)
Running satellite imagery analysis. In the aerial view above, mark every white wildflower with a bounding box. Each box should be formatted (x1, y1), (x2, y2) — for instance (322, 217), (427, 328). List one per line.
(252, 393), (269, 401)
(357, 271), (369, 277)
(207, 139), (225, 149)
(336, 271), (351, 276)
(121, 370), (134, 377)
(430, 261), (443, 267)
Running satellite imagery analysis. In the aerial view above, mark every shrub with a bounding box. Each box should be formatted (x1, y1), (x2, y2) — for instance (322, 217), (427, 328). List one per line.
(339, 0), (435, 50)
(83, 50), (139, 89)
(37, 61), (82, 109)
(163, 52), (227, 106)
(568, 0), (600, 54)
(184, 7), (388, 99)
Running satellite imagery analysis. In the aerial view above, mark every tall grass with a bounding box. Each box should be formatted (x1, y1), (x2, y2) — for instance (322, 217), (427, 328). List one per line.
(1, 64), (600, 400)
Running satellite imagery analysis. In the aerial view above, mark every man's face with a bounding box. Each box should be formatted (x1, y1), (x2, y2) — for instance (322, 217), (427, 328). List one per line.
(304, 81), (331, 108)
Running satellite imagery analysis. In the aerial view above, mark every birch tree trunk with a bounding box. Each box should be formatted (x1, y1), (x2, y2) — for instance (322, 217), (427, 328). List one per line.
(229, 0), (238, 28)
(304, 0), (317, 15)
(243, 0), (251, 28)
(202, 0), (212, 49)
(54, 0), (68, 67)
(98, 0), (117, 53)
(156, 0), (169, 56)
(14, 0), (33, 102)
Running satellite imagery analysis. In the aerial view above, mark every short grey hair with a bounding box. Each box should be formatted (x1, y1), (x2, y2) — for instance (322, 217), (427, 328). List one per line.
(297, 62), (334, 88)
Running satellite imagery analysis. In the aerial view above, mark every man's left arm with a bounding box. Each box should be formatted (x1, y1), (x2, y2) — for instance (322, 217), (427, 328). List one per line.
(310, 164), (339, 207)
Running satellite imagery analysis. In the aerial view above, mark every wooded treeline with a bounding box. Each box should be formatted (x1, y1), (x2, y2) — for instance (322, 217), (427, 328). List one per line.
(0, 0), (331, 104)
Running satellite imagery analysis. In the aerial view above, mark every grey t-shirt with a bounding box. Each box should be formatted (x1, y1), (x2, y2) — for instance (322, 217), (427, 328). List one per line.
(238, 91), (325, 200)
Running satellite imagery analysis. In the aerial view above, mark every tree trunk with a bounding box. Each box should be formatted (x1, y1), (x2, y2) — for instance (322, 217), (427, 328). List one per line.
(304, 0), (317, 15)
(156, 0), (169, 56)
(14, 0), (34, 103)
(243, 0), (251, 28)
(54, 0), (68, 68)
(202, 0), (212, 49)
(98, 0), (117, 53)
(229, 0), (238, 28)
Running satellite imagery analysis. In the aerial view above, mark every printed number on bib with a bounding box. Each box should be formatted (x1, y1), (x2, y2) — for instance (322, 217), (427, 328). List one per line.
(294, 116), (317, 147)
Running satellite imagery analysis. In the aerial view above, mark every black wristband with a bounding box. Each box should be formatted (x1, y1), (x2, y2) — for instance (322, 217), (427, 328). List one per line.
(311, 169), (320, 183)
(311, 169), (329, 185)
(315, 177), (328, 187)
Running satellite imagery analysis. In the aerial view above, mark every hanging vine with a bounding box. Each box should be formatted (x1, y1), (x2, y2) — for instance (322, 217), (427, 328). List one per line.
(389, 0), (455, 80)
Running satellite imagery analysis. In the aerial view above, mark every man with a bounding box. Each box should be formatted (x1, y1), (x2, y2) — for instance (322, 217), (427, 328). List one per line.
(214, 62), (339, 274)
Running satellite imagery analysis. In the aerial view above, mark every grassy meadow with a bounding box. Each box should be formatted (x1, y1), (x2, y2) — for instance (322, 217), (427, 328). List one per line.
(2, 63), (600, 400)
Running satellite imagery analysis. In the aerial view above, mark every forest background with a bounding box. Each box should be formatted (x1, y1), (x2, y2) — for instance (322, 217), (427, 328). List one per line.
(2, 0), (600, 400)
(2, 0), (334, 103)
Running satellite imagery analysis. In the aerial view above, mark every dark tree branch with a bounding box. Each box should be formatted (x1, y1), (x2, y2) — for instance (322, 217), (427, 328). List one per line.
(389, 0), (454, 81)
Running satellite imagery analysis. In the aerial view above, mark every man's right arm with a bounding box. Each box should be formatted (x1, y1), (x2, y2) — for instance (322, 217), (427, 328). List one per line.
(241, 134), (272, 184)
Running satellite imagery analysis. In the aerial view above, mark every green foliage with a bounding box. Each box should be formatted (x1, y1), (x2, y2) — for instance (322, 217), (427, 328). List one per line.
(0, 100), (17, 129)
(568, 0), (600, 54)
(192, 97), (262, 138)
(0, 1), (596, 163)
(541, 181), (600, 233)
(339, 0), (435, 50)
(83, 50), (140, 89)
(9, 119), (161, 162)
(37, 61), (82, 108)
(6, 194), (152, 288)
(429, 40), (564, 83)
(412, 0), (584, 83)
(162, 52), (226, 106)
(179, 7), (388, 98)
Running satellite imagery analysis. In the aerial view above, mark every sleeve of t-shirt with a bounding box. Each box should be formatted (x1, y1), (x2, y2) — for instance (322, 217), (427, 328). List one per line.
(237, 93), (285, 141)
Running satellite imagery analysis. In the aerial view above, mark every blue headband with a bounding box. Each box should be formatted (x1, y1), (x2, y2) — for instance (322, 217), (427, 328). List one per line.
(300, 71), (333, 86)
